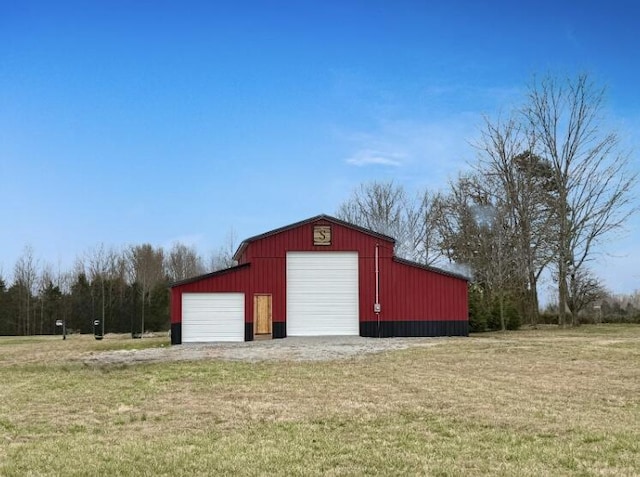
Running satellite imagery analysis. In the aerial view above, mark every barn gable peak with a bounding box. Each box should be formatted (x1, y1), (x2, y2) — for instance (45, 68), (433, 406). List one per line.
(232, 214), (396, 261)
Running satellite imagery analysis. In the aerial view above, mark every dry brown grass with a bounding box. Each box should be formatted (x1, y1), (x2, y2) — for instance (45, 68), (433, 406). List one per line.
(1, 325), (639, 476)
(0, 333), (169, 366)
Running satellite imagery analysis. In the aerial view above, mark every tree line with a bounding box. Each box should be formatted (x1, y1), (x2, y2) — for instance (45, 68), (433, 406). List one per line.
(337, 74), (637, 331)
(0, 242), (236, 336)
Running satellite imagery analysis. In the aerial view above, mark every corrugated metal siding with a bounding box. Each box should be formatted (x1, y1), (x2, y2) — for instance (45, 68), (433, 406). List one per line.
(240, 220), (395, 261)
(251, 258), (286, 325)
(376, 260), (468, 321)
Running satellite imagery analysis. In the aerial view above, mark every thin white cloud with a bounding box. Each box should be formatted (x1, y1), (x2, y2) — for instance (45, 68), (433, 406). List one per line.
(340, 114), (481, 189)
(346, 149), (404, 167)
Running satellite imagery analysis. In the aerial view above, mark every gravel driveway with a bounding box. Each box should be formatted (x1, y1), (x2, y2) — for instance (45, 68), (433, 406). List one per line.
(81, 336), (451, 366)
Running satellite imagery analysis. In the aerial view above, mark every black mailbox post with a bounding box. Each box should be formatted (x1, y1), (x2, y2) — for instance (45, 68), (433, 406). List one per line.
(93, 320), (103, 340)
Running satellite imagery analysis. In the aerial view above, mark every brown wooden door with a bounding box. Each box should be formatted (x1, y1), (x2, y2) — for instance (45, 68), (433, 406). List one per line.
(254, 294), (272, 338)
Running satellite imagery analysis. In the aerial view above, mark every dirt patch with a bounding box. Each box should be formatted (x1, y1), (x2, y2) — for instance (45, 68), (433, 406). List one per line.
(80, 336), (451, 366)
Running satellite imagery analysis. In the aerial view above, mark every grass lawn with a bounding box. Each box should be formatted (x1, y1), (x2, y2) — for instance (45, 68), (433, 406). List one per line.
(1, 325), (639, 476)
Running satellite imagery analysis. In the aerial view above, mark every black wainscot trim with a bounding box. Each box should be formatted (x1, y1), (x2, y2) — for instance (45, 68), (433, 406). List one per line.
(273, 322), (286, 339)
(170, 323), (182, 345)
(360, 320), (468, 338)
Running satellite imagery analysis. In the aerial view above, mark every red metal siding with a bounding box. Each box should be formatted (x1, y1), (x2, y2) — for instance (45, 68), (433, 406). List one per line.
(251, 258), (286, 325)
(357, 251), (467, 323)
(383, 260), (468, 321)
(171, 217), (468, 331)
(239, 220), (394, 262)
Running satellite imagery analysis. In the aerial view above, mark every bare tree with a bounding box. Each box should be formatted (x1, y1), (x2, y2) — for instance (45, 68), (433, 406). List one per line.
(409, 190), (445, 266)
(86, 244), (117, 336)
(473, 116), (557, 324)
(336, 181), (442, 264)
(436, 173), (496, 275)
(167, 243), (205, 281)
(14, 245), (38, 335)
(524, 74), (637, 326)
(55, 266), (74, 331)
(436, 173), (527, 329)
(474, 203), (521, 331)
(468, 74), (637, 327)
(210, 229), (239, 271)
(337, 181), (407, 237)
(566, 268), (607, 318)
(127, 244), (165, 334)
(37, 263), (54, 335)
(107, 248), (129, 314)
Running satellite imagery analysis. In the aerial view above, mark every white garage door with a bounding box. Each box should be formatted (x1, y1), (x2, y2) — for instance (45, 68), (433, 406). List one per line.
(182, 293), (245, 342)
(286, 252), (359, 336)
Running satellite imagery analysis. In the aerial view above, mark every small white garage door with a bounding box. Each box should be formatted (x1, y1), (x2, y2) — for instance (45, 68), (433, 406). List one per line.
(286, 252), (359, 336)
(182, 293), (245, 342)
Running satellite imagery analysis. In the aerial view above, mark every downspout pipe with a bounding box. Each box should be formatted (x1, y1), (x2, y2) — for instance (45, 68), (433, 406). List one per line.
(375, 244), (380, 338)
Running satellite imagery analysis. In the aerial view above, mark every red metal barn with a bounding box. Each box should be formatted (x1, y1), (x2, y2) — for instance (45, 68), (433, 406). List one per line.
(170, 215), (468, 344)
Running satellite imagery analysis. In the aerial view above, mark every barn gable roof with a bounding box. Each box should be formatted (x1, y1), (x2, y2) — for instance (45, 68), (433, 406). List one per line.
(392, 256), (470, 282)
(232, 214), (396, 261)
(170, 262), (250, 288)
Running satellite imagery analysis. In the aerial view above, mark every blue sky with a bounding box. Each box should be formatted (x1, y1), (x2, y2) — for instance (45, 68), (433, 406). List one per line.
(1, 1), (639, 295)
